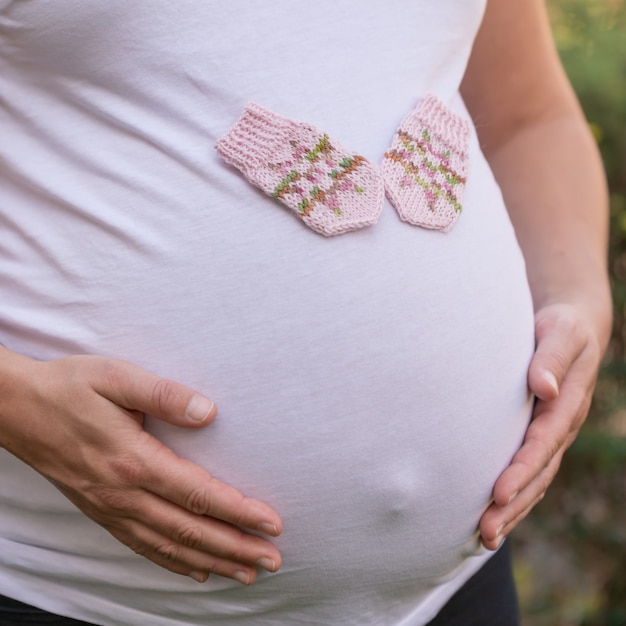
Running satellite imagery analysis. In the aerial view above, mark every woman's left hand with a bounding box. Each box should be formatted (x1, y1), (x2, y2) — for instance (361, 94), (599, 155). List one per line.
(478, 302), (608, 550)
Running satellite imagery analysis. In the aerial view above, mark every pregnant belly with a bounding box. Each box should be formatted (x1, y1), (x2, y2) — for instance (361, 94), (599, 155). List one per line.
(145, 221), (535, 617)
(0, 151), (535, 620)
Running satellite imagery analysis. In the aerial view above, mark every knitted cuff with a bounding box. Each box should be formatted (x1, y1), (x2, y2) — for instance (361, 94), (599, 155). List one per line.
(216, 103), (301, 174)
(412, 95), (470, 156)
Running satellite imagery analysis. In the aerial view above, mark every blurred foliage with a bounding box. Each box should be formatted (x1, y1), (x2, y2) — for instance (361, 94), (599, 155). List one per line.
(513, 2), (626, 625)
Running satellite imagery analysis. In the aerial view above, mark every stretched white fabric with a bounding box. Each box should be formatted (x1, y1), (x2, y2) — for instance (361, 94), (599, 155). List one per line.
(0, 1), (535, 624)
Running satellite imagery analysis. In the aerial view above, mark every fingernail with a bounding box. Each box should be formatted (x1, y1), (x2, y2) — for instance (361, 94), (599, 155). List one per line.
(543, 371), (559, 396)
(258, 522), (279, 536)
(507, 491), (519, 505)
(234, 571), (251, 585)
(495, 523), (505, 540)
(189, 571), (208, 583)
(185, 396), (215, 422)
(256, 557), (277, 572)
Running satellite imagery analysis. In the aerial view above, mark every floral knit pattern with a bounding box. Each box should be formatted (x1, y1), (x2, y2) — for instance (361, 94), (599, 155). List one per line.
(382, 95), (470, 232)
(215, 103), (384, 236)
(216, 104), (384, 236)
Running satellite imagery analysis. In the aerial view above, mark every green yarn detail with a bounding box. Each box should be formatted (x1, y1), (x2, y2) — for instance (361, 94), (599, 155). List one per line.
(304, 135), (331, 161)
(273, 170), (299, 197)
(403, 166), (462, 213)
(339, 157), (353, 169)
(421, 157), (463, 186)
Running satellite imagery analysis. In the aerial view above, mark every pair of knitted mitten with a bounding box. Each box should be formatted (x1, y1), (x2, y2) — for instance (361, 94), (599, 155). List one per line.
(216, 96), (469, 236)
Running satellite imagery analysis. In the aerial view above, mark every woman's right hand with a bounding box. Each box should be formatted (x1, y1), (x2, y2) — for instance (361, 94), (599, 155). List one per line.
(0, 348), (283, 585)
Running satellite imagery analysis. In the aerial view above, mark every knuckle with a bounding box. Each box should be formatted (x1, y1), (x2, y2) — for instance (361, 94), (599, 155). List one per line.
(532, 349), (569, 383)
(546, 439), (561, 462)
(175, 520), (205, 548)
(127, 539), (148, 558)
(97, 359), (126, 391)
(153, 541), (182, 564)
(526, 434), (560, 466)
(539, 472), (552, 494)
(109, 456), (146, 486)
(183, 485), (213, 515)
(547, 351), (569, 375)
(231, 494), (253, 527)
(151, 378), (184, 415)
(94, 487), (135, 513)
(536, 307), (577, 336)
(221, 531), (247, 562)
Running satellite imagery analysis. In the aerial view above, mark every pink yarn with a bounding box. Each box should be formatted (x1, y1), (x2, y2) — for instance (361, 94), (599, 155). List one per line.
(216, 103), (384, 236)
(382, 95), (470, 232)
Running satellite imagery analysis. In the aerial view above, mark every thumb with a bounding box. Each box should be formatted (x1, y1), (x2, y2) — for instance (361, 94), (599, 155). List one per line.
(92, 358), (217, 428)
(528, 319), (582, 402)
(528, 360), (560, 403)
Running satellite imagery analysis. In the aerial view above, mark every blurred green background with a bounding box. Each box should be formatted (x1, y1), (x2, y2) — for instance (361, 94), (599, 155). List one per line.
(512, 1), (626, 625)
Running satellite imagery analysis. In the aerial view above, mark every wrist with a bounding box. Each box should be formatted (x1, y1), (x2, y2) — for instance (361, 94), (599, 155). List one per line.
(0, 346), (42, 452)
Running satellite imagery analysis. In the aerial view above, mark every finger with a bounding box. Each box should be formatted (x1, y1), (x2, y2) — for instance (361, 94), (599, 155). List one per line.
(111, 502), (282, 584)
(480, 451), (563, 549)
(91, 358), (217, 428)
(139, 448), (283, 536)
(114, 522), (264, 585)
(115, 435), (283, 536)
(491, 406), (568, 507)
(492, 371), (590, 507)
(120, 491), (282, 567)
(529, 311), (585, 401)
(482, 465), (555, 547)
(481, 451), (563, 550)
(85, 484), (282, 578)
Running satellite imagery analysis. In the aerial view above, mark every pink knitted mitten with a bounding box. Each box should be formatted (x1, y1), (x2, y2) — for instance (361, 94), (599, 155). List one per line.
(216, 103), (384, 236)
(382, 95), (470, 232)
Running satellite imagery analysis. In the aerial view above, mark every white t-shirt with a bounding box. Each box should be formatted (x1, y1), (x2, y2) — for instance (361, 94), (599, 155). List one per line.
(0, 1), (536, 624)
